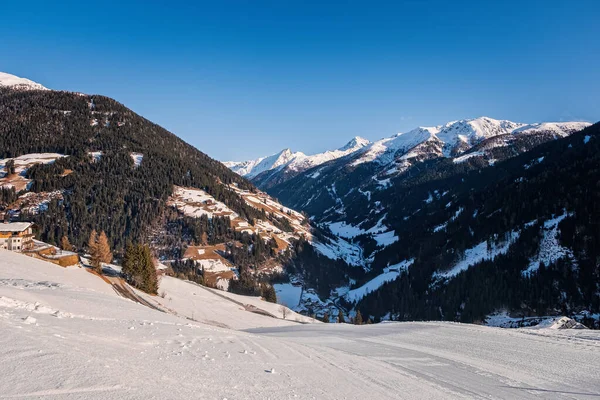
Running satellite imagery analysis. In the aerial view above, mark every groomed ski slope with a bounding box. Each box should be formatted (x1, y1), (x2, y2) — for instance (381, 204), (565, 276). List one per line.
(1, 250), (599, 399)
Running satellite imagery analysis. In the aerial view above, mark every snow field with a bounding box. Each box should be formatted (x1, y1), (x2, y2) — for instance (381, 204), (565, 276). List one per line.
(1, 251), (599, 399)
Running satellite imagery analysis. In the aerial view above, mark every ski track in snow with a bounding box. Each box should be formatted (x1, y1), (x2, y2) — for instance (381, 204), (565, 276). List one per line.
(1, 250), (599, 399)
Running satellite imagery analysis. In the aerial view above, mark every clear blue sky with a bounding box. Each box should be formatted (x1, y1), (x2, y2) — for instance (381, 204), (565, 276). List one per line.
(1, 1), (599, 161)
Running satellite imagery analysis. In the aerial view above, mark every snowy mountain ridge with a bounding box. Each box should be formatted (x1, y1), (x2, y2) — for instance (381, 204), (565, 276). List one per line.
(226, 117), (590, 189)
(224, 148), (305, 178)
(224, 136), (371, 179)
(0, 72), (48, 91)
(352, 117), (590, 166)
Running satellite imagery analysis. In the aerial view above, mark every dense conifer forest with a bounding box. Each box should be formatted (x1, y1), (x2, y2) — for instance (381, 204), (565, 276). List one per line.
(0, 88), (261, 251)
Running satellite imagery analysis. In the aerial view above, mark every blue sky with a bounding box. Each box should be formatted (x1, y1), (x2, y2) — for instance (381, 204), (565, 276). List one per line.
(1, 1), (599, 161)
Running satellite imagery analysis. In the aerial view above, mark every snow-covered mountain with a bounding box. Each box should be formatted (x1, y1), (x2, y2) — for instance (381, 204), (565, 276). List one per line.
(224, 148), (305, 178)
(352, 117), (590, 167)
(227, 117), (589, 190)
(0, 72), (48, 91)
(224, 136), (370, 187)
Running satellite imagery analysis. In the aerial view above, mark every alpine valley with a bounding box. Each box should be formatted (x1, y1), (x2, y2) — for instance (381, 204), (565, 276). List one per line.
(227, 116), (600, 326)
(1, 72), (599, 328)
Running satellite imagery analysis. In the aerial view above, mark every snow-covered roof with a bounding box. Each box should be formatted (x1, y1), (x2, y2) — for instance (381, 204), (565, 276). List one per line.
(0, 222), (33, 232)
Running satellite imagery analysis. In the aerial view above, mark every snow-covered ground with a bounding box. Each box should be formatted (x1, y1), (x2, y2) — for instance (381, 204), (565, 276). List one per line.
(344, 259), (414, 304)
(1, 250), (599, 399)
(436, 230), (521, 279)
(523, 211), (574, 276)
(0, 153), (66, 191)
(312, 235), (364, 266)
(273, 283), (303, 308)
(130, 152), (143, 167)
(168, 186), (238, 219)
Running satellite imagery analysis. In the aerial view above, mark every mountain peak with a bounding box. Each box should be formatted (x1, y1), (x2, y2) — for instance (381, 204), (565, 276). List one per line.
(0, 72), (48, 91)
(339, 136), (371, 151)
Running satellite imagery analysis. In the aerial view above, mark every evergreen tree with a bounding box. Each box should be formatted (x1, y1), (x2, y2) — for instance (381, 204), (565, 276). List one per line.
(5, 159), (15, 175)
(122, 243), (158, 295)
(321, 311), (330, 323)
(261, 284), (277, 303)
(355, 310), (363, 325)
(97, 231), (113, 265)
(337, 309), (345, 324)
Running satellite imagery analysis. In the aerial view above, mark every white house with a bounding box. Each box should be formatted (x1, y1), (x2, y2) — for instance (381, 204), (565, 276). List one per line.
(0, 222), (34, 251)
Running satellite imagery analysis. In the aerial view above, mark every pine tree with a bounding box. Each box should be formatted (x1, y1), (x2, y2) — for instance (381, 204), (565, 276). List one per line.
(122, 243), (158, 295)
(5, 159), (15, 175)
(337, 309), (345, 323)
(60, 235), (73, 252)
(88, 230), (101, 272)
(262, 284), (277, 303)
(321, 312), (330, 323)
(140, 245), (158, 294)
(97, 231), (113, 265)
(355, 310), (363, 325)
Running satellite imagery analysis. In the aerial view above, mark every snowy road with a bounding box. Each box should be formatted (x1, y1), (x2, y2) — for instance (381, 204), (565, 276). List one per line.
(1, 251), (599, 399)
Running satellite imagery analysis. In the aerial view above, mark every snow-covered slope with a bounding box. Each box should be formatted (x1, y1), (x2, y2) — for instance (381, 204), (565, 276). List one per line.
(2, 250), (599, 399)
(224, 136), (370, 179)
(351, 117), (591, 166)
(0, 72), (48, 91)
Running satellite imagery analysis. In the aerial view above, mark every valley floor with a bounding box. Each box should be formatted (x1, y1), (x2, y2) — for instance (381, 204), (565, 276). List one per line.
(1, 250), (599, 399)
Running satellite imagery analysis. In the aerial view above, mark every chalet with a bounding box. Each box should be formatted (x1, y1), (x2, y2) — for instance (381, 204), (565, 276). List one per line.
(0, 222), (34, 251)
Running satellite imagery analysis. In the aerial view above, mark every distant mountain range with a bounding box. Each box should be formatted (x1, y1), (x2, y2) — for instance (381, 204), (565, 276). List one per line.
(224, 116), (599, 325)
(224, 136), (371, 188)
(225, 117), (589, 190)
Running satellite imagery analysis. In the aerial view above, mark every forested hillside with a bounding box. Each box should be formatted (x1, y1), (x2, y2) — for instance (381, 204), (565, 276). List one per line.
(0, 88), (258, 249)
(0, 84), (352, 301)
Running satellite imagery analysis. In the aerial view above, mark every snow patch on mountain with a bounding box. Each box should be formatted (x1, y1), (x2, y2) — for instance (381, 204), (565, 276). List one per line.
(344, 259), (414, 303)
(312, 236), (364, 267)
(453, 151), (486, 164)
(130, 152), (143, 167)
(522, 211), (574, 276)
(0, 72), (48, 91)
(513, 121), (591, 137)
(168, 186), (238, 220)
(437, 230), (521, 279)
